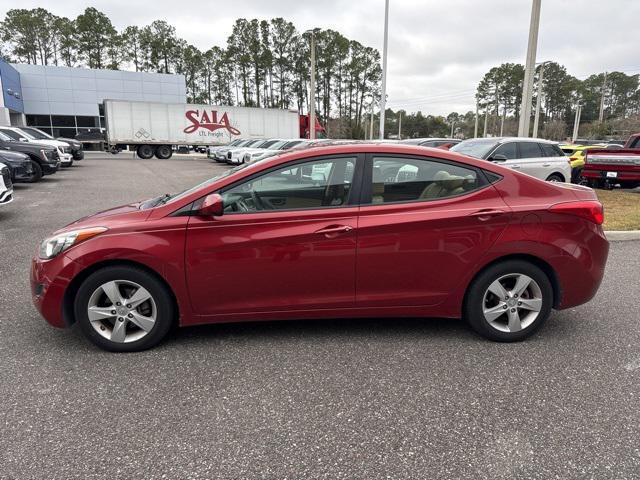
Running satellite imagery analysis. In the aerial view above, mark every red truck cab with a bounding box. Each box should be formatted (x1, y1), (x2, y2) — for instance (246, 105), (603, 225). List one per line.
(582, 133), (640, 189)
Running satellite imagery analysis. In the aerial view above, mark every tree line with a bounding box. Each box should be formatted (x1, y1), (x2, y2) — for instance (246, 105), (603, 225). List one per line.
(474, 62), (640, 140)
(0, 7), (382, 138)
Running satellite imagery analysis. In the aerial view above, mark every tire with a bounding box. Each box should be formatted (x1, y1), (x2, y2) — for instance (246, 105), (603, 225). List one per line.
(74, 266), (176, 352)
(545, 173), (564, 183)
(155, 145), (173, 159)
(136, 144), (155, 159)
(463, 260), (553, 342)
(27, 160), (43, 183)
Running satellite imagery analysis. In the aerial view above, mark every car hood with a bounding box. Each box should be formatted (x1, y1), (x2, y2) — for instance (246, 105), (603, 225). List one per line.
(0, 150), (29, 163)
(58, 202), (152, 233)
(59, 138), (81, 148)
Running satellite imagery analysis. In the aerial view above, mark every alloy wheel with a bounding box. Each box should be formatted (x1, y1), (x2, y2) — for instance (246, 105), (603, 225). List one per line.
(87, 280), (157, 343)
(482, 273), (543, 333)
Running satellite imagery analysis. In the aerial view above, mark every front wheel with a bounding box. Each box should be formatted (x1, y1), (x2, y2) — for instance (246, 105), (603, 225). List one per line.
(27, 160), (43, 183)
(464, 260), (553, 342)
(545, 173), (564, 183)
(74, 266), (176, 352)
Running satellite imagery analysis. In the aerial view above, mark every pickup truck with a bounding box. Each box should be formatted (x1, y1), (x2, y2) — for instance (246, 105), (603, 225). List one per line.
(582, 148), (640, 189)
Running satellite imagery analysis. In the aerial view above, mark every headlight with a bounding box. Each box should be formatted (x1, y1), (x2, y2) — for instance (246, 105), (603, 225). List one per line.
(38, 227), (108, 259)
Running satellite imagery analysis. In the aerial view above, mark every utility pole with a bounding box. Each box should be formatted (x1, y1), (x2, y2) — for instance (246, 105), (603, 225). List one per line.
(370, 108), (374, 140)
(598, 72), (608, 123)
(517, 0), (542, 137)
(379, 0), (389, 139)
(474, 100), (479, 138)
(532, 61), (546, 138)
(483, 109), (489, 137)
(398, 111), (402, 140)
(572, 104), (582, 143)
(307, 29), (318, 140)
(450, 120), (455, 138)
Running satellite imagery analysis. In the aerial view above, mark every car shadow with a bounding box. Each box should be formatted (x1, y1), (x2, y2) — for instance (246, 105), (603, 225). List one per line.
(170, 316), (475, 347)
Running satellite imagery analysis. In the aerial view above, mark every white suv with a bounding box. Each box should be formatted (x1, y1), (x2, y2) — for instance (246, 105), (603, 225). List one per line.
(0, 163), (13, 206)
(451, 137), (571, 183)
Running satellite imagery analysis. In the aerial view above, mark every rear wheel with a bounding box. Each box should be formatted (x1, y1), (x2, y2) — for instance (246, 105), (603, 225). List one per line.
(155, 145), (173, 159)
(545, 173), (564, 183)
(74, 266), (175, 352)
(27, 160), (43, 183)
(464, 260), (553, 342)
(136, 144), (155, 159)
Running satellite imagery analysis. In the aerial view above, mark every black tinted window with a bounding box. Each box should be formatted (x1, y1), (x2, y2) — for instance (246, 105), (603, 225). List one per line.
(369, 156), (480, 204)
(540, 143), (562, 157)
(492, 143), (517, 160)
(519, 142), (544, 159)
(0, 129), (21, 140)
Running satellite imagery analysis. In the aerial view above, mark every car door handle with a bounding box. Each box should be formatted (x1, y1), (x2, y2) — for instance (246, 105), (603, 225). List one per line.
(468, 209), (505, 221)
(543, 163), (552, 167)
(315, 225), (354, 237)
(510, 164), (521, 169)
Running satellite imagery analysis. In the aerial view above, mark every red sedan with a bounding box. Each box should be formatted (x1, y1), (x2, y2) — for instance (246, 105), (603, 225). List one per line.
(31, 143), (609, 351)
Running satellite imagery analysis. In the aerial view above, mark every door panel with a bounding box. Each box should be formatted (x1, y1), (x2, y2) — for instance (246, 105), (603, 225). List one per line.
(186, 208), (359, 316)
(356, 187), (510, 307)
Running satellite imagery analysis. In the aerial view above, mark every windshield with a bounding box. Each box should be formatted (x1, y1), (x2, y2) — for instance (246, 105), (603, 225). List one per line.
(0, 131), (12, 141)
(22, 127), (52, 140)
(450, 139), (498, 159)
(15, 129), (36, 140)
(0, 129), (24, 141)
(141, 163), (252, 209)
(265, 140), (288, 150)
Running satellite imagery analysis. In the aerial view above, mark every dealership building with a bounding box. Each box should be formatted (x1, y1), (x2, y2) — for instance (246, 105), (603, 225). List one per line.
(0, 59), (186, 140)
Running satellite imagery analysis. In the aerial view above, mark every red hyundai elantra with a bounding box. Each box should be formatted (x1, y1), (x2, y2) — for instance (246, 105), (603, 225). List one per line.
(31, 143), (609, 351)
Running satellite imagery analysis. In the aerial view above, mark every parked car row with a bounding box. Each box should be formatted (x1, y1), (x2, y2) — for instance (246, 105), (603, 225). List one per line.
(207, 138), (312, 166)
(0, 126), (84, 208)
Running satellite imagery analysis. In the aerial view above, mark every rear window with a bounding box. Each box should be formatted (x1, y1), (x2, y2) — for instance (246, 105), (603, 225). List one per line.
(450, 139), (498, 159)
(519, 142), (544, 159)
(561, 148), (575, 155)
(540, 143), (563, 157)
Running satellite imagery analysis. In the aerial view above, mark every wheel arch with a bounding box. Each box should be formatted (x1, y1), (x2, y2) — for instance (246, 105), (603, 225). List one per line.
(463, 253), (562, 310)
(62, 259), (180, 327)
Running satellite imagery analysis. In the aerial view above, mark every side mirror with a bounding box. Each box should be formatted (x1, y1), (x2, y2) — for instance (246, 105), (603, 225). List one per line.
(19, 137), (28, 142)
(198, 193), (224, 217)
(489, 154), (508, 162)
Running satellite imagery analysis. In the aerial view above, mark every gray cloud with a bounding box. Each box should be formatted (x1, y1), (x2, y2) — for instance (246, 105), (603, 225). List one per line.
(3, 0), (639, 115)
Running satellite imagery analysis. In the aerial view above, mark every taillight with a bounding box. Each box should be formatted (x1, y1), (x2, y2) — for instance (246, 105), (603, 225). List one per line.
(549, 201), (604, 225)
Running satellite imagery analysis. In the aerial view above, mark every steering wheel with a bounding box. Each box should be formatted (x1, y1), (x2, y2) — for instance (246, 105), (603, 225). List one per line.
(251, 190), (269, 210)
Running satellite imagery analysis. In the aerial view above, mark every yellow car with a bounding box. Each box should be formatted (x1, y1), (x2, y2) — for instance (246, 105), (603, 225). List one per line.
(560, 144), (606, 182)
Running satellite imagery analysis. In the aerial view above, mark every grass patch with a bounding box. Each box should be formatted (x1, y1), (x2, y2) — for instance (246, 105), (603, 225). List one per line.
(596, 189), (640, 230)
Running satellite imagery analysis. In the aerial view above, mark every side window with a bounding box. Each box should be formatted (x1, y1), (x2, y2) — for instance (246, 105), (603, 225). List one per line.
(369, 156), (480, 204)
(540, 143), (562, 157)
(221, 156), (356, 213)
(519, 142), (544, 159)
(491, 143), (517, 160)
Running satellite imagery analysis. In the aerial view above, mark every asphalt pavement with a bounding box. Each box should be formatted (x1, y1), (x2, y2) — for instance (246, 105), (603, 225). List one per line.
(0, 153), (638, 479)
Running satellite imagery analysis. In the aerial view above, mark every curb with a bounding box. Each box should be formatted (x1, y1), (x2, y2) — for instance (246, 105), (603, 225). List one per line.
(605, 231), (640, 242)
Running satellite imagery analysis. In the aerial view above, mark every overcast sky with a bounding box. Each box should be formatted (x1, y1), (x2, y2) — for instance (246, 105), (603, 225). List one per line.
(3, 0), (640, 115)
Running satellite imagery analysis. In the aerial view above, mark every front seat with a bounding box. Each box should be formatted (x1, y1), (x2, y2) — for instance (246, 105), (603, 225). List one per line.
(420, 171), (451, 199)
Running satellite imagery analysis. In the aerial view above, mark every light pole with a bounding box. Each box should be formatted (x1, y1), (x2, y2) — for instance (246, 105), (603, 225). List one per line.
(598, 72), (608, 123)
(572, 104), (582, 143)
(517, 0), (542, 137)
(532, 61), (548, 138)
(305, 28), (320, 140)
(379, 0), (390, 140)
(474, 99), (479, 138)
